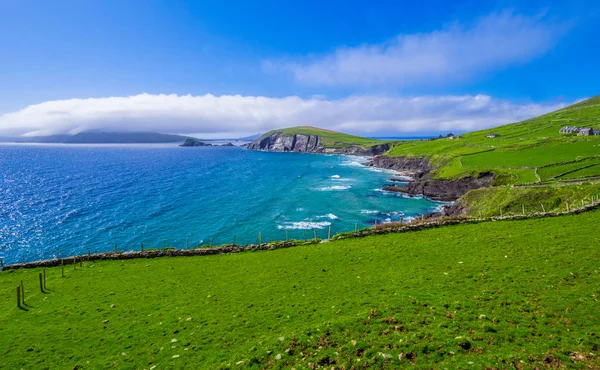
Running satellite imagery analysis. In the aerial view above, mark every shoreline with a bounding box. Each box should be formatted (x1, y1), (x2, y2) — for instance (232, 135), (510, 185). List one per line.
(5, 202), (598, 271)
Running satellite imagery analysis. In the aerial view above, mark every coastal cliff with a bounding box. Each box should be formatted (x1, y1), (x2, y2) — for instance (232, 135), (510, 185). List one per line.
(367, 155), (495, 204)
(247, 132), (390, 155)
(382, 172), (496, 202)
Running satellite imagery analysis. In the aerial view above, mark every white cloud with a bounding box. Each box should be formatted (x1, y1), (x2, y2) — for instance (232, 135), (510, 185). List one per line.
(266, 11), (568, 86)
(0, 93), (569, 137)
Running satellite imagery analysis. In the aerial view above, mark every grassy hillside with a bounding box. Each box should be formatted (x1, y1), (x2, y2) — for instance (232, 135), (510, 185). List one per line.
(260, 126), (387, 149)
(2, 210), (599, 369)
(458, 183), (600, 217)
(388, 95), (600, 184)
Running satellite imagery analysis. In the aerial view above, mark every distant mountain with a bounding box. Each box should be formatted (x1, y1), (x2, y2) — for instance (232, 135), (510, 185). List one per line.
(238, 133), (262, 141)
(0, 131), (195, 144)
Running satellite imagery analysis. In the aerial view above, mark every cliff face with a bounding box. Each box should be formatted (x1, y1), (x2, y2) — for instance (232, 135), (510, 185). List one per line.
(247, 133), (390, 155)
(366, 156), (432, 179)
(382, 172), (496, 202)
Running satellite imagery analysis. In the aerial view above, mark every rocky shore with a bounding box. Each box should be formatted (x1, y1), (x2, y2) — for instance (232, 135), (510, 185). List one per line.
(365, 156), (495, 214)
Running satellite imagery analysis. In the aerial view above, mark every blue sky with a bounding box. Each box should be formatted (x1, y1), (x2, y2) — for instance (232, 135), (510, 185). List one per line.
(0, 0), (598, 137)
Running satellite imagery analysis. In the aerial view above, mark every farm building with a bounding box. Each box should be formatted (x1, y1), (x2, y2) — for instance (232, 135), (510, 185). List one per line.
(487, 133), (500, 138)
(559, 126), (580, 134)
(577, 128), (594, 136)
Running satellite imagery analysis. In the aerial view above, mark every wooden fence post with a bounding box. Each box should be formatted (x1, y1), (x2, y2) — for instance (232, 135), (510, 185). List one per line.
(232, 235), (236, 246)
(163, 240), (167, 249)
(43, 269), (47, 290)
(79, 255), (83, 268)
(522, 204), (525, 215)
(0, 258), (3, 268)
(61, 259), (64, 277)
(73, 257), (76, 270)
(567, 202), (570, 212)
(186, 239), (189, 250)
(541, 204), (546, 213)
(87, 248), (91, 260)
(286, 230), (289, 242)
(141, 243), (144, 252)
(582, 199), (585, 208)
(39, 273), (44, 293)
(303, 231), (307, 242)
(314, 229), (317, 242)
(210, 238), (213, 247)
(20, 280), (25, 304)
(355, 222), (359, 232)
(17, 286), (21, 308)
(258, 232), (262, 245)
(328, 226), (331, 240)
(500, 208), (503, 217)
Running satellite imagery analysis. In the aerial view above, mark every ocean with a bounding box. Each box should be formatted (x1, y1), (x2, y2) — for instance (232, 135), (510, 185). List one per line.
(0, 144), (444, 265)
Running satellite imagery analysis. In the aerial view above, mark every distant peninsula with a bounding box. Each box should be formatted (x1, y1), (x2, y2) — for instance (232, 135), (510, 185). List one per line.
(0, 131), (196, 144)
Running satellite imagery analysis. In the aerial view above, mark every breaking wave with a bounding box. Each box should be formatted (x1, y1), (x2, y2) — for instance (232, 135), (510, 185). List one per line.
(317, 213), (338, 220)
(318, 185), (351, 191)
(277, 221), (332, 230)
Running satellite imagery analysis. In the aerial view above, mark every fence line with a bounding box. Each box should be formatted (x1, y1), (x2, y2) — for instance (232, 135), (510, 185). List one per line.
(3, 197), (600, 271)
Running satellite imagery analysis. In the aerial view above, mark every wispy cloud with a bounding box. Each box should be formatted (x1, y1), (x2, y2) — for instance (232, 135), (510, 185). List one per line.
(0, 93), (569, 137)
(265, 11), (568, 86)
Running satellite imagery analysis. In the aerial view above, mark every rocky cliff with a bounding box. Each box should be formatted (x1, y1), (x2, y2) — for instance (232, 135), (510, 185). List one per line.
(247, 133), (390, 155)
(365, 156), (433, 179)
(382, 171), (496, 202)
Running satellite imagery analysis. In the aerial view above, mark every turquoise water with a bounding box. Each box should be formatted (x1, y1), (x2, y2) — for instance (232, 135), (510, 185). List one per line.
(0, 144), (443, 265)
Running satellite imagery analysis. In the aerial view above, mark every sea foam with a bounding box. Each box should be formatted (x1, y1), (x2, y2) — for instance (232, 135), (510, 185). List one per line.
(277, 221), (332, 230)
(318, 185), (351, 191)
(317, 213), (339, 220)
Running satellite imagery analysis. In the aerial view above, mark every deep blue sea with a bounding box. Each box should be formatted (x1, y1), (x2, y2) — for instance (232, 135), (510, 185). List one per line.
(0, 144), (444, 265)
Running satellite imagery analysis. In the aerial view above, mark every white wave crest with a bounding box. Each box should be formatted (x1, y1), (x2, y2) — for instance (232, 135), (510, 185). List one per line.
(278, 221), (331, 230)
(341, 160), (364, 167)
(360, 210), (379, 214)
(331, 174), (341, 179)
(318, 185), (351, 191)
(381, 211), (405, 216)
(317, 213), (338, 220)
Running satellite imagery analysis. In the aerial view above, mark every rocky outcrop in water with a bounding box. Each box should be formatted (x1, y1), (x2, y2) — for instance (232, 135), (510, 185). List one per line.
(383, 172), (496, 202)
(366, 156), (432, 179)
(247, 133), (390, 155)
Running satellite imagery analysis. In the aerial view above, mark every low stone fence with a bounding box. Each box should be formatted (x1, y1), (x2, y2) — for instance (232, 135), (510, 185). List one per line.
(3, 202), (599, 272)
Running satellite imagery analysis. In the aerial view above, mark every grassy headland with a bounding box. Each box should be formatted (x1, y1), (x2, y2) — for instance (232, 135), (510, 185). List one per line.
(1, 209), (599, 369)
(257, 126), (388, 149)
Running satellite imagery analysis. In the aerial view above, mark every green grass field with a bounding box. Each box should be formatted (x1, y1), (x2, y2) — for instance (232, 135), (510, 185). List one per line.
(2, 210), (599, 369)
(457, 182), (600, 217)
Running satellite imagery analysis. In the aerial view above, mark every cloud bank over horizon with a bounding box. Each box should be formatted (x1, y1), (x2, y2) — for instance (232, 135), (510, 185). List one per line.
(265, 11), (568, 86)
(0, 93), (569, 138)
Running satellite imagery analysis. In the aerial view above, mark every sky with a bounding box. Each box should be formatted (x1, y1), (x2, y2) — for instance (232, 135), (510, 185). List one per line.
(0, 0), (598, 138)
